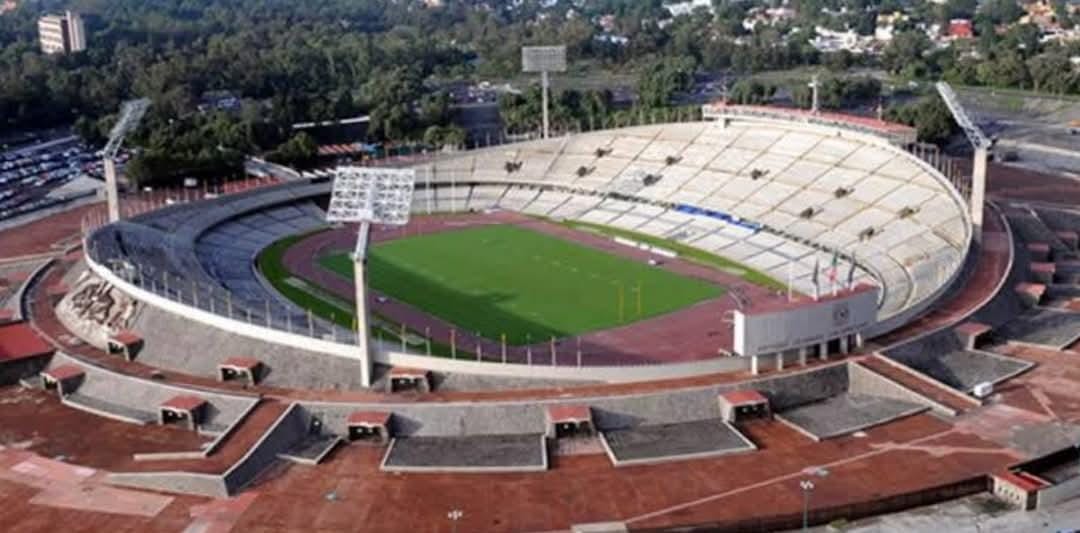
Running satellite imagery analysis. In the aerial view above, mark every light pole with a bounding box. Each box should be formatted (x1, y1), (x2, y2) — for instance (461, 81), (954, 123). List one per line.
(800, 479), (815, 531)
(102, 98), (150, 222)
(447, 509), (463, 533)
(521, 46), (567, 139)
(325, 166), (416, 387)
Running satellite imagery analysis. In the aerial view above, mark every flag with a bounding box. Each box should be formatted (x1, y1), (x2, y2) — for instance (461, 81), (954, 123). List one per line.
(828, 250), (840, 284)
(811, 256), (820, 300)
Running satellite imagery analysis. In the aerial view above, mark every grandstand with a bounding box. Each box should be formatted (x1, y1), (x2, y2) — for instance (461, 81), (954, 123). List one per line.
(410, 120), (970, 330)
(72, 114), (975, 387)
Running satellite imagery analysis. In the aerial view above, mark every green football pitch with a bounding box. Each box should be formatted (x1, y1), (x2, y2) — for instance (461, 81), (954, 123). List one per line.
(318, 224), (723, 345)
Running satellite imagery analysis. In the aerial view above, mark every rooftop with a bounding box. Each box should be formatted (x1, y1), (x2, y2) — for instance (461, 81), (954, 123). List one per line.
(719, 389), (768, 406)
(347, 410), (392, 427)
(220, 356), (262, 370)
(161, 394), (208, 412)
(997, 470), (1051, 492)
(0, 322), (53, 362)
(110, 330), (142, 346)
(388, 366), (429, 378)
(547, 404), (592, 423)
(954, 321), (992, 337)
(43, 364), (85, 381)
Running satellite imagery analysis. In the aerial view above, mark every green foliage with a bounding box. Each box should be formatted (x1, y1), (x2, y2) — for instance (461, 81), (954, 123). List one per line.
(882, 30), (933, 77)
(885, 94), (958, 145)
(1027, 52), (1079, 93)
(729, 79), (776, 105)
(422, 125), (467, 149)
(499, 86), (619, 134)
(790, 76), (881, 110)
(636, 55), (697, 109)
(976, 51), (1030, 88)
(981, 0), (1025, 25)
(266, 132), (319, 168)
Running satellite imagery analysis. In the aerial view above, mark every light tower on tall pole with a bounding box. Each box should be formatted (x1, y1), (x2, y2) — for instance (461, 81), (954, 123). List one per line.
(935, 81), (993, 241)
(808, 74), (821, 115)
(521, 45), (567, 139)
(102, 98), (150, 222)
(800, 479), (815, 531)
(325, 166), (416, 387)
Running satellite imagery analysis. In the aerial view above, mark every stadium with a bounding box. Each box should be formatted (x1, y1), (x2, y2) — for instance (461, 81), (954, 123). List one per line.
(4, 100), (1080, 531)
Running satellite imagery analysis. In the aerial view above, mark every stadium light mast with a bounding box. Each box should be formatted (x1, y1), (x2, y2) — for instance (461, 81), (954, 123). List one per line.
(521, 45), (567, 139)
(808, 74), (820, 115)
(102, 98), (151, 222)
(326, 166), (416, 387)
(935, 82), (992, 241)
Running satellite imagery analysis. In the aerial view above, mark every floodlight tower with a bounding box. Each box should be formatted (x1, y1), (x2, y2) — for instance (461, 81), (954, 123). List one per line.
(102, 98), (151, 222)
(325, 166), (416, 387)
(935, 82), (992, 240)
(521, 45), (567, 139)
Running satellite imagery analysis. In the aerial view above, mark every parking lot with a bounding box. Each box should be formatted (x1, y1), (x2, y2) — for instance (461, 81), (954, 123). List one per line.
(0, 135), (109, 222)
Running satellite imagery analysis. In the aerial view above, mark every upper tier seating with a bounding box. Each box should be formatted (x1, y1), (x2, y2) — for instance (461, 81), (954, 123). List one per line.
(412, 121), (970, 320)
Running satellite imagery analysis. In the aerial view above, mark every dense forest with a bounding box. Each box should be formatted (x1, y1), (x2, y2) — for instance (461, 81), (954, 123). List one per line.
(1, 0), (1078, 183)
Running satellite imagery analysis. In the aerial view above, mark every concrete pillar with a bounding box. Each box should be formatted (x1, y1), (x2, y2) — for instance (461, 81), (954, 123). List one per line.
(541, 70), (550, 139)
(104, 157), (120, 222)
(970, 147), (988, 242)
(798, 347), (808, 367)
(855, 333), (864, 349)
(750, 355), (759, 375)
(819, 342), (829, 361)
(775, 352), (784, 371)
(840, 336), (850, 355)
(354, 254), (372, 388)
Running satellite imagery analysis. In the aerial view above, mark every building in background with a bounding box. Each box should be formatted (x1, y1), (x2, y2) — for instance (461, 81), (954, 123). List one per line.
(38, 11), (86, 54)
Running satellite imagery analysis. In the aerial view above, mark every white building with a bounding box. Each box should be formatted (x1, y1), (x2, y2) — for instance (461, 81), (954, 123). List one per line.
(663, 0), (713, 18)
(811, 26), (861, 53)
(38, 11), (85, 55)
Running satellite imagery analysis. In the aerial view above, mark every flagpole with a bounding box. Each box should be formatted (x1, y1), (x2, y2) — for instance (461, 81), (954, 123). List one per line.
(787, 258), (794, 302)
(830, 250), (839, 297)
(812, 257), (820, 301)
(847, 252), (857, 290)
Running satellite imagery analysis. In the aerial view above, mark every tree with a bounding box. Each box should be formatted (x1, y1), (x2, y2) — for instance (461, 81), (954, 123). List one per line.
(729, 79), (775, 105)
(947, 0), (979, 19)
(266, 132), (318, 167)
(982, 0), (1024, 24)
(1053, 0), (1074, 29)
(976, 51), (1030, 88)
(886, 95), (957, 145)
(423, 125), (467, 149)
(1027, 52), (1077, 93)
(636, 56), (697, 108)
(882, 30), (932, 76)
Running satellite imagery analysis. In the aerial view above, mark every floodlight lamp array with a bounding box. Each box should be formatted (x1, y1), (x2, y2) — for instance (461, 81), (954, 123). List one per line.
(934, 82), (991, 150)
(103, 98), (151, 159)
(325, 166), (416, 226)
(522, 45), (567, 73)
